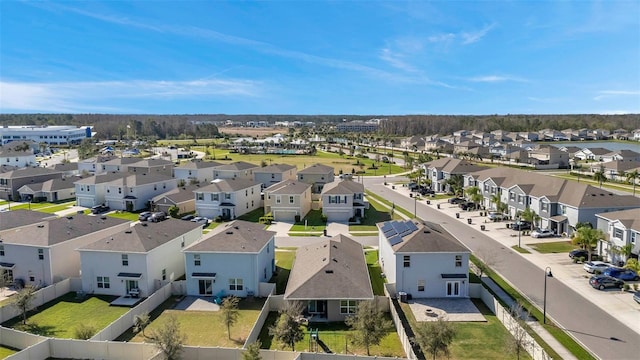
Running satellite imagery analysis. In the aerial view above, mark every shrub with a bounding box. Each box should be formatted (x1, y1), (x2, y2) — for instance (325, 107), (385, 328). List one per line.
(633, 283), (639, 291)
(623, 284), (631, 291)
(74, 323), (97, 340)
(321, 214), (328, 223)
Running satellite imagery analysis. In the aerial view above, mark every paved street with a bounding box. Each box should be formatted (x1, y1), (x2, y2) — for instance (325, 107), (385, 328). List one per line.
(363, 177), (640, 360)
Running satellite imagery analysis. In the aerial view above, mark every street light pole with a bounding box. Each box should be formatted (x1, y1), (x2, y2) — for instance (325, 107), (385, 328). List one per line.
(544, 266), (553, 324)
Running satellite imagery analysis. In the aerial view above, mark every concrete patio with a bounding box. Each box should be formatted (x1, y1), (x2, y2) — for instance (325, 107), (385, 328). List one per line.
(406, 298), (486, 322)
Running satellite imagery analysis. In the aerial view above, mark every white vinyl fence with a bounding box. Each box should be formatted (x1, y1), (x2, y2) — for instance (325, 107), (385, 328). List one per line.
(0, 278), (78, 324)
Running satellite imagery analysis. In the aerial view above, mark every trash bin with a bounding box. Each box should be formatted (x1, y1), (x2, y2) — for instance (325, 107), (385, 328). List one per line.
(456, 213), (460, 219)
(426, 200), (431, 205)
(467, 218), (472, 224)
(481, 225), (486, 231)
(410, 193), (413, 198)
(392, 185), (396, 190)
(437, 204), (441, 209)
(323, 229), (328, 236)
(399, 292), (407, 303)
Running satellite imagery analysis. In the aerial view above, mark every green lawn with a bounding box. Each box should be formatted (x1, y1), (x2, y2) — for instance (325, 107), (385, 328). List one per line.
(349, 197), (398, 232)
(124, 296), (265, 347)
(35, 201), (77, 214)
(288, 232), (323, 237)
(365, 190), (412, 219)
(272, 250), (295, 294)
(551, 174), (634, 194)
(512, 246), (531, 254)
(7, 200), (75, 213)
(0, 346), (17, 359)
(237, 207), (266, 222)
(365, 250), (385, 296)
(107, 211), (141, 222)
(529, 241), (576, 254)
(259, 312), (404, 357)
(289, 210), (326, 232)
(3, 293), (127, 339)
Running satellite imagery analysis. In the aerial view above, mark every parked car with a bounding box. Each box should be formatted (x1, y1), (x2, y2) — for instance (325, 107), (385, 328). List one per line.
(459, 201), (476, 210)
(487, 211), (506, 221)
(448, 197), (466, 204)
(531, 228), (554, 238)
(90, 204), (110, 214)
(569, 249), (592, 260)
(589, 275), (624, 290)
(603, 267), (640, 281)
(633, 291), (640, 304)
(149, 211), (166, 222)
(138, 211), (153, 221)
(195, 217), (210, 228)
(510, 220), (532, 231)
(191, 216), (205, 223)
(181, 214), (195, 221)
(583, 261), (611, 274)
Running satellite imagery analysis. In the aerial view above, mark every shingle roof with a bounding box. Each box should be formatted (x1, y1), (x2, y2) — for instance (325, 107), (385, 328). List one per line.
(198, 178), (259, 192)
(379, 220), (470, 253)
(128, 159), (174, 168)
(78, 219), (202, 253)
(74, 172), (127, 185)
(102, 157), (142, 166)
(425, 158), (487, 174)
(184, 220), (274, 253)
(176, 160), (223, 170)
(321, 180), (364, 195)
(284, 235), (373, 300)
(0, 167), (62, 179)
(0, 214), (130, 246)
(52, 163), (79, 172)
(254, 164), (297, 173)
(264, 180), (311, 195)
(214, 161), (259, 171)
(0, 210), (55, 231)
(152, 184), (202, 204)
(105, 173), (174, 187)
(298, 163), (334, 175)
(596, 209), (640, 231)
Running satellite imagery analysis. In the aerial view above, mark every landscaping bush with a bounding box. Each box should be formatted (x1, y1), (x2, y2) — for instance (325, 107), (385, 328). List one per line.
(321, 214), (328, 223)
(294, 215), (301, 223)
(74, 323), (97, 340)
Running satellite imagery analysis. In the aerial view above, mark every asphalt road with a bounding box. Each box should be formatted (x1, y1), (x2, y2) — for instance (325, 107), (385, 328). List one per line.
(364, 176), (640, 360)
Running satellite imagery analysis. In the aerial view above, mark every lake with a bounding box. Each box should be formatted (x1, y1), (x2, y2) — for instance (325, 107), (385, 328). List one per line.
(552, 141), (640, 153)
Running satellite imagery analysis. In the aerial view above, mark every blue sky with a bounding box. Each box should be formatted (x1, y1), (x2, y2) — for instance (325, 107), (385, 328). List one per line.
(1, 1), (639, 115)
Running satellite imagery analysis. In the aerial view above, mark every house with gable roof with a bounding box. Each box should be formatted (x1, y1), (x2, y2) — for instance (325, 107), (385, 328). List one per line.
(0, 214), (130, 287)
(78, 219), (202, 298)
(321, 180), (366, 222)
(151, 184), (201, 215)
(263, 179), (312, 221)
(378, 219), (470, 298)
(595, 209), (640, 264)
(183, 220), (275, 298)
(0, 167), (63, 201)
(422, 158), (487, 193)
(195, 178), (262, 219)
(297, 163), (335, 193)
(103, 173), (177, 211)
(0, 142), (36, 168)
(284, 234), (373, 321)
(213, 161), (260, 180)
(253, 163), (297, 189)
(174, 159), (223, 184)
(18, 177), (78, 202)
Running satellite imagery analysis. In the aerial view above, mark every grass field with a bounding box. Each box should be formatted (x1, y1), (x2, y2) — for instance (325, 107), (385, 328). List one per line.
(106, 211), (141, 222)
(0, 346), (17, 359)
(529, 241), (576, 254)
(3, 293), (127, 339)
(349, 196), (401, 232)
(365, 250), (385, 296)
(6, 200), (75, 213)
(272, 250), (295, 294)
(289, 210), (326, 233)
(365, 190), (412, 219)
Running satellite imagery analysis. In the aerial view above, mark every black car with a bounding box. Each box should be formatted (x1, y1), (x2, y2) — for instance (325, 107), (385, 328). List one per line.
(90, 204), (110, 214)
(589, 275), (624, 290)
(448, 197), (466, 204)
(510, 220), (532, 231)
(459, 201), (476, 210)
(569, 249), (599, 260)
(181, 214), (195, 221)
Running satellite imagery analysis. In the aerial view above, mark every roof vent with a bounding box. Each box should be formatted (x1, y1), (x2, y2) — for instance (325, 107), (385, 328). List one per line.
(66, 216), (73, 220)
(234, 226), (239, 230)
(332, 244), (337, 249)
(322, 257), (327, 262)
(325, 270), (334, 274)
(423, 229), (431, 233)
(125, 230), (132, 234)
(332, 258), (338, 262)
(141, 223), (148, 227)
(226, 231), (234, 235)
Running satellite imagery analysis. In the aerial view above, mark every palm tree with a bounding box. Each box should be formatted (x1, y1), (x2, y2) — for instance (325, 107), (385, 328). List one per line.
(465, 186), (483, 210)
(625, 169), (639, 196)
(571, 227), (605, 261)
(593, 165), (607, 188)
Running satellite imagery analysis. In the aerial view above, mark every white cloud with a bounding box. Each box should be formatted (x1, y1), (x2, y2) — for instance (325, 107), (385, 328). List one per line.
(593, 90), (640, 101)
(468, 75), (528, 83)
(428, 33), (456, 43)
(379, 48), (417, 73)
(461, 23), (496, 45)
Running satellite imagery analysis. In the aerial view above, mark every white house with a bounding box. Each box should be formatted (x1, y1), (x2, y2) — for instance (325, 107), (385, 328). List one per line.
(213, 161), (260, 180)
(0, 214), (130, 288)
(74, 172), (127, 208)
(595, 209), (640, 264)
(18, 177), (77, 202)
(195, 179), (262, 220)
(253, 164), (297, 189)
(321, 180), (366, 222)
(174, 160), (222, 185)
(297, 164), (335, 193)
(78, 219), (202, 298)
(99, 157), (142, 173)
(77, 155), (117, 174)
(183, 221), (275, 298)
(378, 219), (471, 298)
(103, 173), (177, 211)
(0, 142), (37, 168)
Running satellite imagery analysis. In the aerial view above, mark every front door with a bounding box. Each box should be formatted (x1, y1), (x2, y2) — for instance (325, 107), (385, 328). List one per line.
(198, 279), (213, 295)
(446, 281), (461, 297)
(222, 208), (231, 219)
(126, 280), (139, 294)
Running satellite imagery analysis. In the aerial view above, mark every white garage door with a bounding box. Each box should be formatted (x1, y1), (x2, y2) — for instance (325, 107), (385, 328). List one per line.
(273, 210), (297, 222)
(77, 198), (94, 208)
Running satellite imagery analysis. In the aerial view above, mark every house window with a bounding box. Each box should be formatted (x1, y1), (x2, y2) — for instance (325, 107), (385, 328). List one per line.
(340, 300), (357, 314)
(245, 190), (248, 196)
(162, 269), (166, 281)
(118, 188), (122, 194)
(38, 249), (44, 260)
(251, 200), (254, 207)
(271, 173), (275, 179)
(97, 276), (110, 289)
(560, 205), (567, 214)
(225, 193), (231, 200)
(541, 202), (549, 212)
(196, 193), (204, 201)
(509, 192), (515, 201)
(418, 280), (425, 292)
(289, 196), (294, 204)
(455, 255), (462, 267)
(229, 278), (243, 291)
(403, 255), (410, 268)
(300, 175), (304, 180)
(213, 193), (219, 201)
(276, 196), (281, 204)
(0, 245), (4, 256)
(122, 254), (128, 266)
(613, 228), (624, 239)
(263, 267), (267, 280)
(631, 232), (637, 244)
(194, 254), (201, 266)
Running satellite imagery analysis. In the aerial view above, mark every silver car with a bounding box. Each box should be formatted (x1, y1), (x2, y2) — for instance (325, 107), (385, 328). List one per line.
(583, 261), (611, 274)
(531, 228), (554, 238)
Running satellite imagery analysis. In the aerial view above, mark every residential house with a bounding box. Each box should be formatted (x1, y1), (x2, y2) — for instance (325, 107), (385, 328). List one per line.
(0, 210), (56, 232)
(422, 158), (487, 193)
(589, 160), (640, 180)
(151, 184), (201, 215)
(633, 129), (640, 141)
(99, 157), (142, 173)
(74, 172), (128, 208)
(573, 147), (610, 161)
(400, 136), (426, 150)
(195, 178), (262, 219)
(263, 180), (312, 221)
(557, 146), (582, 158)
(213, 161), (260, 180)
(0, 167), (63, 200)
(78, 219), (202, 298)
(52, 162), (79, 177)
(183, 221), (275, 298)
(518, 132), (540, 142)
(321, 180), (366, 222)
(297, 164), (335, 193)
(528, 145), (569, 168)
(600, 150), (640, 163)
(589, 129), (611, 140)
(77, 155), (117, 174)
(378, 219), (470, 298)
(103, 173), (177, 211)
(284, 235), (373, 321)
(127, 159), (174, 177)
(253, 164), (297, 189)
(453, 141), (481, 155)
(0, 214), (130, 287)
(173, 159), (222, 185)
(17, 177), (78, 202)
(0, 142), (36, 168)
(595, 209), (640, 264)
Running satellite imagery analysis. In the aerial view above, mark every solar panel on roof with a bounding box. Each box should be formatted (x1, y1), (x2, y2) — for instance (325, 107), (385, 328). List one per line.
(392, 221), (409, 236)
(406, 221), (418, 233)
(388, 235), (403, 246)
(381, 222), (395, 234)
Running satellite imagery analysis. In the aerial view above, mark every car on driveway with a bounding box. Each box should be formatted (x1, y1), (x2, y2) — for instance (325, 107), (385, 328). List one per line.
(531, 228), (555, 238)
(487, 211), (506, 221)
(181, 214), (195, 221)
(634, 291), (640, 304)
(589, 275), (624, 290)
(149, 211), (166, 222)
(138, 211), (153, 221)
(583, 261), (611, 274)
(510, 220), (532, 231)
(459, 201), (476, 210)
(603, 267), (640, 281)
(448, 197), (466, 204)
(90, 204), (110, 214)
(569, 249), (595, 260)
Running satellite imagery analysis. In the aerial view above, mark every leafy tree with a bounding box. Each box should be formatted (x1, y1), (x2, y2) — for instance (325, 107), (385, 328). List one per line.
(465, 186), (483, 209)
(571, 227), (605, 261)
(520, 207), (540, 228)
(12, 285), (36, 325)
(345, 300), (392, 356)
(242, 340), (263, 360)
(269, 302), (304, 351)
(624, 258), (640, 272)
(221, 295), (240, 339)
(414, 316), (456, 360)
(445, 174), (464, 196)
(148, 314), (186, 360)
(625, 169), (639, 196)
(74, 323), (97, 339)
(133, 311), (151, 337)
(593, 165), (607, 188)
(504, 301), (532, 360)
(168, 206), (180, 219)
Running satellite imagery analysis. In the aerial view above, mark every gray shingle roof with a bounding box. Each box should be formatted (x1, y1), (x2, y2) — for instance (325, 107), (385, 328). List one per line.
(321, 180), (364, 195)
(298, 163), (334, 175)
(176, 160), (223, 170)
(105, 173), (174, 187)
(0, 210), (56, 231)
(0, 167), (62, 179)
(129, 159), (174, 168)
(264, 180), (311, 195)
(74, 172), (126, 185)
(284, 234), (373, 300)
(152, 184), (202, 204)
(184, 220), (274, 253)
(0, 214), (130, 246)
(379, 220), (470, 253)
(102, 157), (142, 166)
(78, 219), (202, 253)
(596, 209), (640, 231)
(199, 178), (259, 192)
(254, 164), (297, 173)
(214, 161), (260, 171)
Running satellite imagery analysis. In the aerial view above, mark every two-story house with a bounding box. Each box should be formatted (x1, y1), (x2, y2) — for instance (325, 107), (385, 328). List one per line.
(0, 214), (130, 287)
(18, 177), (78, 202)
(253, 164), (297, 189)
(528, 145), (568, 168)
(297, 164), (335, 193)
(263, 180), (312, 221)
(151, 184), (201, 215)
(213, 161), (260, 180)
(74, 172), (127, 208)
(422, 158), (486, 193)
(321, 180), (366, 222)
(99, 157), (142, 173)
(595, 209), (640, 264)
(173, 160), (222, 185)
(284, 235), (373, 322)
(195, 178), (262, 220)
(183, 221), (275, 298)
(378, 219), (470, 298)
(78, 219), (202, 298)
(0, 142), (36, 168)
(103, 173), (177, 211)
(126, 159), (174, 177)
(573, 147), (610, 161)
(0, 167), (63, 201)
(77, 155), (117, 174)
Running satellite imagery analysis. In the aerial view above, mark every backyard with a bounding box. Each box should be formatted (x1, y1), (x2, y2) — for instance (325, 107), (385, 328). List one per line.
(365, 250), (385, 296)
(2, 293), (127, 339)
(271, 250), (295, 294)
(0, 346), (17, 359)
